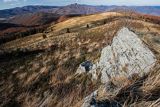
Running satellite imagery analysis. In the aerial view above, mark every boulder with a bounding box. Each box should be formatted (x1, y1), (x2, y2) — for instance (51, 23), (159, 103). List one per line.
(76, 61), (93, 74)
(77, 27), (157, 83)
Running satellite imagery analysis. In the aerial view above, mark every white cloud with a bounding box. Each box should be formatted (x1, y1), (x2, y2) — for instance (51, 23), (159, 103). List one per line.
(3, 0), (27, 3)
(3, 0), (18, 2)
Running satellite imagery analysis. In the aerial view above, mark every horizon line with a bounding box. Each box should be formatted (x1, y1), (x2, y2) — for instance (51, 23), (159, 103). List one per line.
(0, 3), (160, 10)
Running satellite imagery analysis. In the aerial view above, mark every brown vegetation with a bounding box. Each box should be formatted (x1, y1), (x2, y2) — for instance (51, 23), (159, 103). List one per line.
(0, 11), (160, 107)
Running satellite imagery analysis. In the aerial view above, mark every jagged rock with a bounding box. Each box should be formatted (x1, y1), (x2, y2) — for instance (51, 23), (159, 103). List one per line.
(76, 61), (93, 74)
(80, 27), (157, 107)
(82, 90), (98, 107)
(77, 27), (157, 83)
(82, 89), (121, 107)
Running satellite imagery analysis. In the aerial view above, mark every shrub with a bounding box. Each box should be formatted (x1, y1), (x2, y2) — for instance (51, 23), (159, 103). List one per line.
(66, 28), (70, 33)
(42, 34), (47, 39)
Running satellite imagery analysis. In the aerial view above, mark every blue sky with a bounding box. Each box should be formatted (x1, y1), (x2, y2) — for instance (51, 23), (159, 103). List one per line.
(0, 0), (160, 10)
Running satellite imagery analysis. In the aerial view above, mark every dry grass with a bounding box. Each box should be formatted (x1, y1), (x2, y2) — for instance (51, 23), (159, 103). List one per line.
(50, 12), (122, 32)
(141, 65), (160, 100)
(93, 63), (160, 107)
(0, 11), (160, 107)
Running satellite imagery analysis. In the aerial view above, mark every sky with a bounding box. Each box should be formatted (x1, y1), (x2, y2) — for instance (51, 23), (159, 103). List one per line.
(0, 0), (160, 10)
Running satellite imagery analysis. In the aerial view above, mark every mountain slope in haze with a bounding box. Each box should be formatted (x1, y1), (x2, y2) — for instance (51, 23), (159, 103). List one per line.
(6, 12), (60, 26)
(0, 4), (160, 19)
(132, 6), (160, 16)
(54, 3), (108, 15)
(0, 5), (59, 18)
(108, 6), (160, 16)
(0, 4), (108, 18)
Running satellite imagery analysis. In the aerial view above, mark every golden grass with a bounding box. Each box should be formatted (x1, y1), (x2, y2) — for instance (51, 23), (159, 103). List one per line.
(51, 12), (122, 32)
(0, 11), (160, 107)
(141, 65), (160, 97)
(93, 63), (160, 107)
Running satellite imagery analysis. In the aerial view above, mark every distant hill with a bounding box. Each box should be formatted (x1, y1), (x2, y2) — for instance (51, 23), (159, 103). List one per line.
(109, 6), (160, 16)
(6, 12), (60, 26)
(0, 5), (59, 18)
(131, 6), (160, 16)
(54, 3), (108, 15)
(0, 4), (159, 18)
(0, 12), (83, 44)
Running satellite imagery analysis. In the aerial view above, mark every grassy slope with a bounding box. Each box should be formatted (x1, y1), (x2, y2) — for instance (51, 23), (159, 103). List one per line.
(0, 12), (160, 107)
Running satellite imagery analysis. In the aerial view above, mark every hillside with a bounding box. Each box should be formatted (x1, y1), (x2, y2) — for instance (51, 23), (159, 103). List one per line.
(0, 23), (23, 30)
(0, 11), (160, 107)
(0, 5), (59, 18)
(6, 12), (60, 26)
(0, 12), (80, 44)
(0, 4), (160, 19)
(54, 3), (107, 15)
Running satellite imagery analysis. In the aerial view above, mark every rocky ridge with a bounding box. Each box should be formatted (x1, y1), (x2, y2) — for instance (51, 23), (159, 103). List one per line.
(77, 27), (156, 83)
(77, 27), (157, 107)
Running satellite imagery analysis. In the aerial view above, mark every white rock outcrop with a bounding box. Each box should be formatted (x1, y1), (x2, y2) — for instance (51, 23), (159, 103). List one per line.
(77, 27), (157, 83)
(81, 90), (98, 107)
(76, 61), (93, 74)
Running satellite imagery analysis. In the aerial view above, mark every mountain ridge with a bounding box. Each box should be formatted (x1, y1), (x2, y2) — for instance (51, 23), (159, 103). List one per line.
(0, 4), (160, 18)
